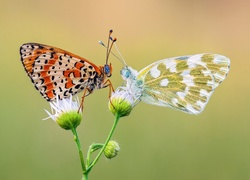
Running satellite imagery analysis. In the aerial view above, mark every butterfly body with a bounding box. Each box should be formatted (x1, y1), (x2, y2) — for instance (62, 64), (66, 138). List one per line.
(120, 53), (230, 114)
(20, 43), (112, 101)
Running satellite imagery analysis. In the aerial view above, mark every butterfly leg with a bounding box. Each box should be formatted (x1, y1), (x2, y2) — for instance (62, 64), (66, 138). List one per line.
(103, 79), (114, 98)
(78, 88), (92, 113)
(102, 79), (116, 109)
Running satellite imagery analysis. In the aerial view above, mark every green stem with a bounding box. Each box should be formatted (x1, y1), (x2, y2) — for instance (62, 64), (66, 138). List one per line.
(82, 173), (88, 180)
(86, 114), (120, 173)
(71, 127), (86, 174)
(86, 144), (93, 167)
(86, 143), (103, 166)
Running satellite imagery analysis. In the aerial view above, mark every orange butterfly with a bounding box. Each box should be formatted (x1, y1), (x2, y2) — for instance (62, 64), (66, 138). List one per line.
(20, 30), (115, 104)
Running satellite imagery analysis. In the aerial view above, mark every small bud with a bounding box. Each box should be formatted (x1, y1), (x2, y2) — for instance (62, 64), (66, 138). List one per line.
(44, 95), (82, 130)
(109, 88), (136, 117)
(104, 141), (120, 159)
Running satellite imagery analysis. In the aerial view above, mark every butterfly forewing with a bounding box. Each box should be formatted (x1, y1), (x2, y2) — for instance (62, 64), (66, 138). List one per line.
(137, 53), (230, 114)
(20, 43), (104, 101)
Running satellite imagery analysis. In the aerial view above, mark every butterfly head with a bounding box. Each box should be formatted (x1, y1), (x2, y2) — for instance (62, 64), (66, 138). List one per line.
(120, 66), (138, 81)
(104, 63), (112, 77)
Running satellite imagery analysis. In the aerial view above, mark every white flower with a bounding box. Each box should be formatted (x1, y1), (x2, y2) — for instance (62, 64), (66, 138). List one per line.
(109, 87), (138, 117)
(44, 95), (82, 130)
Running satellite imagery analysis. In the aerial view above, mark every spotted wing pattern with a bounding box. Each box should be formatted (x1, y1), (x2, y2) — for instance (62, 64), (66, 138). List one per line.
(20, 43), (104, 101)
(136, 53), (230, 114)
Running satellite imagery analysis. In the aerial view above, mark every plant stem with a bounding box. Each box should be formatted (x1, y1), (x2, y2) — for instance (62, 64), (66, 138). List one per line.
(86, 143), (103, 166)
(86, 114), (120, 173)
(82, 173), (88, 180)
(71, 127), (87, 174)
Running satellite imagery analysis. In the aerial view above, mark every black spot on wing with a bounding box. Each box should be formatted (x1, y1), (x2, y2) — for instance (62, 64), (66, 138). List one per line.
(75, 84), (81, 89)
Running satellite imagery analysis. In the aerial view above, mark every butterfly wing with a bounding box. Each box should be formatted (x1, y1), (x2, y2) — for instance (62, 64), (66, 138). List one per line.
(20, 43), (102, 101)
(137, 54), (230, 114)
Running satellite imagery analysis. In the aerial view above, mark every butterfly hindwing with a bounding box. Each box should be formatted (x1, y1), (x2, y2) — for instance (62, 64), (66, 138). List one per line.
(20, 43), (102, 101)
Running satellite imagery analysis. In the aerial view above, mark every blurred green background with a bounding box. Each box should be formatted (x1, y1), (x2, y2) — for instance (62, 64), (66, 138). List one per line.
(1, 0), (249, 179)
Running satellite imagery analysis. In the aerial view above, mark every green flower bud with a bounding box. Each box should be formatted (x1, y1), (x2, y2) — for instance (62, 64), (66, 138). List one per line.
(44, 95), (82, 130)
(109, 88), (136, 117)
(104, 141), (120, 159)
(56, 111), (82, 130)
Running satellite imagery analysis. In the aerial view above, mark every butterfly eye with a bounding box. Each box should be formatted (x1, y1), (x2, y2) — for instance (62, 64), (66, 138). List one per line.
(104, 64), (112, 77)
(125, 70), (131, 78)
(120, 68), (131, 79)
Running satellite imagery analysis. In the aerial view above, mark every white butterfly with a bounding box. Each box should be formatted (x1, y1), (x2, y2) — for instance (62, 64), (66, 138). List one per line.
(120, 53), (230, 114)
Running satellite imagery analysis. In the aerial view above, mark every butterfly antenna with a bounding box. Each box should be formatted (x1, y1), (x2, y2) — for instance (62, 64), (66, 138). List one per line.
(113, 40), (127, 66)
(107, 36), (117, 63)
(105, 29), (113, 65)
(99, 29), (127, 66)
(99, 40), (125, 65)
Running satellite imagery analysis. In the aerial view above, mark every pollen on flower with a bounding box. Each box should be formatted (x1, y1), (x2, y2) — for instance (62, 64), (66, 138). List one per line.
(109, 87), (137, 117)
(44, 95), (82, 130)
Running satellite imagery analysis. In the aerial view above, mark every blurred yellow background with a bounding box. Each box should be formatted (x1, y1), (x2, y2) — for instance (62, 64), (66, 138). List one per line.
(1, 0), (249, 179)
